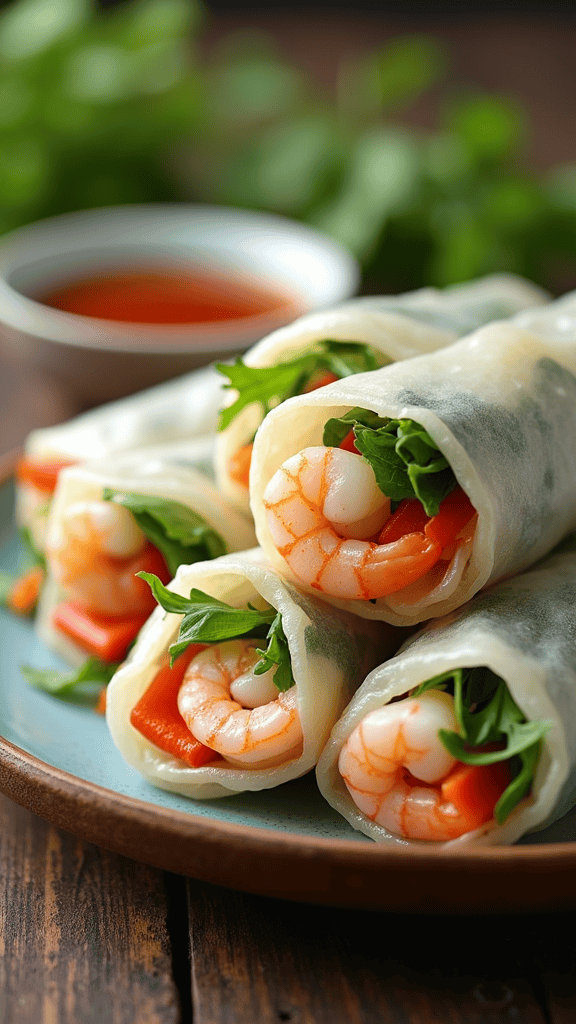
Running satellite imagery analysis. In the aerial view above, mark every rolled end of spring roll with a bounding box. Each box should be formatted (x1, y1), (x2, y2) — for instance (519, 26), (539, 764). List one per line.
(250, 316), (576, 626)
(106, 550), (397, 800)
(316, 546), (576, 848)
(37, 442), (256, 666)
(16, 365), (225, 551)
(215, 275), (548, 515)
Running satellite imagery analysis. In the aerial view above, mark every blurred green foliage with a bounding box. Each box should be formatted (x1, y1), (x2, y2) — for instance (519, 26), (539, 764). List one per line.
(1, 0), (576, 293)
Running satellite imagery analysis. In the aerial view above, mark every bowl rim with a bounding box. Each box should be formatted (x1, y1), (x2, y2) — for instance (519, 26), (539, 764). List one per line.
(0, 204), (360, 354)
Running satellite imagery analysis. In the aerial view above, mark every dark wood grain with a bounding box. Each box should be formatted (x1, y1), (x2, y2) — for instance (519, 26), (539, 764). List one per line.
(0, 793), (181, 1024)
(186, 880), (554, 1024)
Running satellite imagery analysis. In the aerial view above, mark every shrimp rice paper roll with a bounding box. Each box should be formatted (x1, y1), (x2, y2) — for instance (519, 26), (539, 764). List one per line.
(216, 274), (547, 511)
(251, 295), (576, 626)
(37, 439), (256, 666)
(316, 543), (576, 847)
(106, 550), (397, 799)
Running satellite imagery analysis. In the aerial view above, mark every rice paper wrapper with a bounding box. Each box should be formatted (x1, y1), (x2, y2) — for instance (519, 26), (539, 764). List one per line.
(316, 546), (576, 848)
(25, 364), (224, 463)
(216, 274), (547, 511)
(251, 305), (576, 626)
(106, 549), (399, 799)
(37, 439), (256, 665)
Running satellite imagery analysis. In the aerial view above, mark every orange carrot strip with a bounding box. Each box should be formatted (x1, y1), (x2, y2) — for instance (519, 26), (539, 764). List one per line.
(130, 647), (220, 768)
(52, 602), (150, 663)
(16, 456), (77, 493)
(6, 566), (44, 615)
(441, 760), (511, 831)
(228, 443), (253, 488)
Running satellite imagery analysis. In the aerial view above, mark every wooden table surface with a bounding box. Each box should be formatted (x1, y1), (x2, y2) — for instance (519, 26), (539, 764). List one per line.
(2, 347), (576, 1024)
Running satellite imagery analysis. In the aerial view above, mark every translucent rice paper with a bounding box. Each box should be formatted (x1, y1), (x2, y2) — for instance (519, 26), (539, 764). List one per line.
(106, 550), (398, 799)
(251, 295), (576, 626)
(37, 439), (256, 665)
(215, 274), (548, 511)
(316, 545), (576, 848)
(25, 364), (224, 463)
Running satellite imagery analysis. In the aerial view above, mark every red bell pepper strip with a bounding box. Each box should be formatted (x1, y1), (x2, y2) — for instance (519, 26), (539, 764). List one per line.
(441, 760), (511, 832)
(16, 456), (77, 493)
(52, 602), (151, 663)
(130, 647), (220, 768)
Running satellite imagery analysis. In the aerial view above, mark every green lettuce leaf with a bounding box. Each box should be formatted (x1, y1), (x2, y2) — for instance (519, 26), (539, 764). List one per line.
(323, 408), (456, 517)
(138, 572), (295, 689)
(21, 657), (117, 698)
(103, 489), (227, 577)
(414, 666), (550, 824)
(216, 339), (382, 431)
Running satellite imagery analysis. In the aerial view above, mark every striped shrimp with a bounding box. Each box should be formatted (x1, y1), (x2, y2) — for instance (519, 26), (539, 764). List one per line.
(178, 640), (303, 768)
(262, 447), (474, 601)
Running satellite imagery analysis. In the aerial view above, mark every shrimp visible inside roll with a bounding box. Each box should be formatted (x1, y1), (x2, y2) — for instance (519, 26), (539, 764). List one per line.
(263, 446), (476, 601)
(339, 691), (509, 841)
(178, 640), (303, 769)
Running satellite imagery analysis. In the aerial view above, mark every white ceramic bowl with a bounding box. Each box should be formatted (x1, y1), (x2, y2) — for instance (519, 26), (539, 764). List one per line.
(0, 204), (359, 402)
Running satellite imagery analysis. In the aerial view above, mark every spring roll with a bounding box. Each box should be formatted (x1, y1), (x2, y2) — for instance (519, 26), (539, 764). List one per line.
(215, 274), (548, 512)
(316, 543), (576, 847)
(105, 550), (396, 799)
(16, 364), (224, 551)
(250, 293), (576, 626)
(37, 439), (256, 666)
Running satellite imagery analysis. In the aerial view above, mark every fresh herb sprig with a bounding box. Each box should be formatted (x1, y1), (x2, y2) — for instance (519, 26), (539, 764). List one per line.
(414, 667), (551, 824)
(139, 572), (295, 691)
(1, 526), (47, 614)
(21, 657), (118, 698)
(323, 407), (456, 517)
(103, 490), (226, 576)
(216, 340), (381, 431)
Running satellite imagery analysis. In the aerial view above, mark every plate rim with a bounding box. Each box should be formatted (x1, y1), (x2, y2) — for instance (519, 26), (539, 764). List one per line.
(3, 452), (576, 913)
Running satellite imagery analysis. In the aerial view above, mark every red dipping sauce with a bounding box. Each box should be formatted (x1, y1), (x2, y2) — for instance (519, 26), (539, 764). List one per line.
(38, 267), (297, 325)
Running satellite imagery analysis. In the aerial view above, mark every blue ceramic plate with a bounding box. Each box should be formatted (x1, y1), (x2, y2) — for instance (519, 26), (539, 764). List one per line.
(2, 469), (576, 912)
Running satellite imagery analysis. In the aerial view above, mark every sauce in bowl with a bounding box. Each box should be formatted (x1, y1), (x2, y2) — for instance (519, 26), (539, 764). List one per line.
(38, 267), (297, 325)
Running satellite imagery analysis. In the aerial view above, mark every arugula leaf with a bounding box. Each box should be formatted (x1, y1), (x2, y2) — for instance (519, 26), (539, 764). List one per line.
(103, 489), (226, 577)
(322, 409), (456, 517)
(139, 572), (295, 689)
(414, 666), (550, 824)
(21, 657), (117, 697)
(255, 611), (295, 692)
(216, 339), (382, 431)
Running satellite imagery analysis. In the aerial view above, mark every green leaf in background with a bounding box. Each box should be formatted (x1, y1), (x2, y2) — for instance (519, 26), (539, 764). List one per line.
(444, 94), (526, 162)
(103, 490), (227, 577)
(339, 35), (446, 119)
(208, 33), (305, 127)
(0, 0), (89, 62)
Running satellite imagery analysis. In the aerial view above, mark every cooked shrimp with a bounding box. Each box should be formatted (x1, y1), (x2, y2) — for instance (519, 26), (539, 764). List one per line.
(178, 640), (303, 768)
(47, 499), (159, 617)
(263, 447), (472, 601)
(339, 690), (485, 841)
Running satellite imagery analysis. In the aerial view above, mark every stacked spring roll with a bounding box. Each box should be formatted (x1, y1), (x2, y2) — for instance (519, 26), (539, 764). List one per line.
(250, 293), (576, 627)
(16, 363), (224, 552)
(105, 550), (398, 799)
(215, 274), (548, 512)
(316, 542), (576, 847)
(37, 438), (256, 666)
